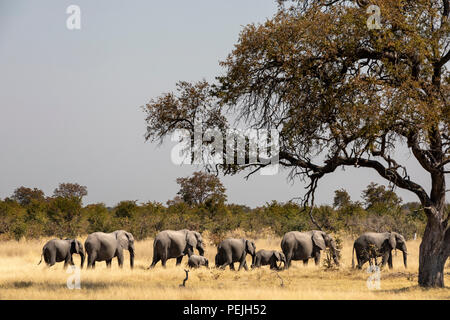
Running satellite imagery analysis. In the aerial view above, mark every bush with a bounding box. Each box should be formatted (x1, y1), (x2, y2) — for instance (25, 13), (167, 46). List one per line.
(0, 195), (427, 241)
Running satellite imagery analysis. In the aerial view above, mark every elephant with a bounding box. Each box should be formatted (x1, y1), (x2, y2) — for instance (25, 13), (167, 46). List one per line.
(84, 230), (135, 269)
(38, 238), (85, 268)
(215, 238), (256, 271)
(252, 250), (286, 270)
(352, 232), (407, 269)
(188, 255), (209, 268)
(149, 229), (204, 268)
(281, 230), (339, 269)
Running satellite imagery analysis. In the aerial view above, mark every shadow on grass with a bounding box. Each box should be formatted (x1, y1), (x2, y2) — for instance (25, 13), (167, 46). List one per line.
(378, 284), (450, 294)
(377, 286), (417, 294)
(0, 280), (135, 290)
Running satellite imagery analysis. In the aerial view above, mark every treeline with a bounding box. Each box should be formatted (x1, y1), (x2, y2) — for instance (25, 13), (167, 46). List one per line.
(0, 177), (431, 242)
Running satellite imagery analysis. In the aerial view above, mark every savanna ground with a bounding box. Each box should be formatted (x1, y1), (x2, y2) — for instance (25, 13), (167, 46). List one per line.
(0, 231), (449, 300)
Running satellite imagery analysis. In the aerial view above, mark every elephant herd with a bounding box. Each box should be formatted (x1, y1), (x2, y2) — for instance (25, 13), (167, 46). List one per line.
(38, 230), (135, 269)
(38, 229), (408, 272)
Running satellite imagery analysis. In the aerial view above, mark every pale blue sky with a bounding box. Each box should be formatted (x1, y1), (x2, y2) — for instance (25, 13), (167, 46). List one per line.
(0, 0), (430, 207)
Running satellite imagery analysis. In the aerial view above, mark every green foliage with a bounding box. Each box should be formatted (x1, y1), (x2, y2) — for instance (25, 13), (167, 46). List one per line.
(114, 201), (138, 218)
(175, 171), (227, 206)
(0, 183), (428, 241)
(53, 183), (88, 201)
(362, 182), (402, 212)
(11, 187), (45, 206)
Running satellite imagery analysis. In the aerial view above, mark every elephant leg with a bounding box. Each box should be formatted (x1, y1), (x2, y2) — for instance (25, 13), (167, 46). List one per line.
(160, 253), (168, 268)
(314, 251), (321, 266)
(303, 259), (309, 266)
(87, 251), (97, 269)
(354, 251), (363, 269)
(254, 256), (262, 268)
(176, 256), (183, 266)
(359, 250), (370, 269)
(63, 256), (71, 269)
(285, 252), (293, 269)
(238, 260), (248, 271)
(238, 256), (248, 271)
(47, 251), (56, 267)
(47, 257), (56, 267)
(149, 252), (161, 268)
(117, 251), (124, 268)
(106, 259), (112, 268)
(252, 257), (258, 269)
(387, 252), (393, 269)
(355, 253), (362, 269)
(359, 256), (368, 269)
(220, 252), (234, 270)
(380, 253), (387, 268)
(219, 261), (231, 270)
(159, 249), (169, 268)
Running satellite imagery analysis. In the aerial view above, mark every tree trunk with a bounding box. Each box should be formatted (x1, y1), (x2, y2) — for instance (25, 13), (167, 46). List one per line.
(418, 214), (448, 288)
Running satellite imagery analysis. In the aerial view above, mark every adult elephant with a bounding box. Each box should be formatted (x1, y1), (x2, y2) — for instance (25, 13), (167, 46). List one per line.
(149, 229), (204, 268)
(85, 230), (135, 269)
(281, 230), (339, 269)
(38, 238), (85, 268)
(352, 232), (407, 269)
(252, 250), (286, 270)
(215, 238), (256, 271)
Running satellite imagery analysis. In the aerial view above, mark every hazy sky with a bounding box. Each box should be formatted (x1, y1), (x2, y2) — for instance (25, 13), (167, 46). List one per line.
(0, 0), (432, 208)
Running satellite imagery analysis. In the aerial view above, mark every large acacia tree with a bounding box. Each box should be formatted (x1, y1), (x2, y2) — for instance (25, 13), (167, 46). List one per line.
(144, 0), (449, 287)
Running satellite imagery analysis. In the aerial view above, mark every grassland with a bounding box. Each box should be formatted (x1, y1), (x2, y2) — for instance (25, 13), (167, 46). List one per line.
(0, 234), (449, 300)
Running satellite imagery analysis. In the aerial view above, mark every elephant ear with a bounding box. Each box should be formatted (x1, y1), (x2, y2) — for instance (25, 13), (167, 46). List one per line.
(312, 232), (326, 250)
(389, 233), (396, 249)
(245, 240), (255, 253)
(245, 240), (251, 252)
(116, 231), (130, 250)
(71, 240), (79, 254)
(126, 232), (134, 243)
(195, 232), (203, 243)
(186, 232), (197, 248)
(273, 251), (281, 261)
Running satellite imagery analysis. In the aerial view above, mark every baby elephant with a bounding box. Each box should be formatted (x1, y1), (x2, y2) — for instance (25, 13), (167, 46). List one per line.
(38, 238), (85, 268)
(252, 250), (286, 270)
(188, 255), (209, 268)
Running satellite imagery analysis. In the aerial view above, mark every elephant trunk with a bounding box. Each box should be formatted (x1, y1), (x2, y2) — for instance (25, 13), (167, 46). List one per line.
(402, 250), (407, 268)
(129, 247), (135, 269)
(79, 250), (85, 268)
(251, 253), (256, 267)
(333, 253), (340, 266)
(197, 246), (205, 256)
(331, 247), (340, 266)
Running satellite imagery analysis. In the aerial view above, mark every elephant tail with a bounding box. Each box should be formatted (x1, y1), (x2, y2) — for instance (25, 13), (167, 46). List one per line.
(352, 244), (355, 269)
(37, 252), (43, 265)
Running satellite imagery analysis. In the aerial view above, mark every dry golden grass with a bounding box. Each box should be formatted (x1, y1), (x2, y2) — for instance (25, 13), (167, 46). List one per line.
(0, 235), (449, 300)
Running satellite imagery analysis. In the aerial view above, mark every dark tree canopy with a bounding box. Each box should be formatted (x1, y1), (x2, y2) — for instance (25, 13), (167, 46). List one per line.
(53, 183), (88, 201)
(11, 187), (45, 206)
(362, 182), (402, 210)
(333, 189), (352, 209)
(175, 171), (227, 206)
(144, 0), (449, 287)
